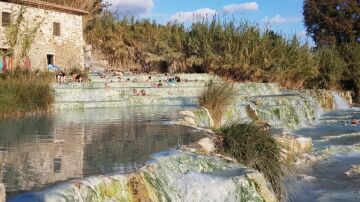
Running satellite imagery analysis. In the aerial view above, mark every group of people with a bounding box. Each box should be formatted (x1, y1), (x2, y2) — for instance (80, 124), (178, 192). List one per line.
(167, 76), (181, 83)
(55, 72), (66, 83)
(133, 89), (147, 96)
(55, 72), (83, 83)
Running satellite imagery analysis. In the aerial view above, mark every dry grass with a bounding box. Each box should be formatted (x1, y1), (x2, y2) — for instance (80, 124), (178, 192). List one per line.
(198, 82), (237, 129)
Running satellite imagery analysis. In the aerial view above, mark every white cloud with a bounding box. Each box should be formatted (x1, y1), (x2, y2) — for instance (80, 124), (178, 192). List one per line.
(263, 14), (301, 24)
(170, 8), (217, 23)
(223, 2), (259, 13)
(108, 0), (154, 15)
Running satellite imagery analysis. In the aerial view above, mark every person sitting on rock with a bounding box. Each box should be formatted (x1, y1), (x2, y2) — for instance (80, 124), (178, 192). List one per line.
(157, 80), (163, 87)
(140, 89), (146, 96)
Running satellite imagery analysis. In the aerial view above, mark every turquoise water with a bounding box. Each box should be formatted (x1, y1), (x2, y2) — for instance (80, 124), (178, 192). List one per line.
(0, 106), (204, 196)
(289, 108), (360, 202)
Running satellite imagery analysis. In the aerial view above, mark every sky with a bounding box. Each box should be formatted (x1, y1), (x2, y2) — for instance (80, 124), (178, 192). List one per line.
(107, 0), (308, 40)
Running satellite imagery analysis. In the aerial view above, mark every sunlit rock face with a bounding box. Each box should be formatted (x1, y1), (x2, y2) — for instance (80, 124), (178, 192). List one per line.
(11, 152), (275, 202)
(0, 183), (5, 202)
(274, 134), (313, 161)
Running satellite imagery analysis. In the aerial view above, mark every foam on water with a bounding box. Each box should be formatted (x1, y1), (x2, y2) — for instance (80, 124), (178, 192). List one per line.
(331, 91), (351, 110)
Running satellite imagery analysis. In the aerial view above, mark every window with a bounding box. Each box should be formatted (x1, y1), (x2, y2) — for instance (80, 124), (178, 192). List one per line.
(47, 54), (54, 65)
(53, 158), (62, 173)
(53, 22), (61, 36)
(2, 12), (11, 27)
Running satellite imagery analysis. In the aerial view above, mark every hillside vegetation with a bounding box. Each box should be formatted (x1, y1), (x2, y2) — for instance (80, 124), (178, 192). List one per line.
(86, 16), (318, 88)
(39, 0), (360, 102)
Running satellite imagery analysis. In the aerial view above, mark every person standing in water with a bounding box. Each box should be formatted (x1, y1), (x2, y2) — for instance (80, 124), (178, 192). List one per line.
(351, 118), (359, 125)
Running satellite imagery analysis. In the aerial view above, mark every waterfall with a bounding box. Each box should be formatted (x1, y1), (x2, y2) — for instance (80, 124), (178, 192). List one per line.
(221, 83), (322, 131)
(331, 91), (350, 110)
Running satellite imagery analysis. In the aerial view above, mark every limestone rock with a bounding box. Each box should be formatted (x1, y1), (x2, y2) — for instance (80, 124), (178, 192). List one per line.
(179, 110), (196, 118)
(196, 137), (216, 154)
(177, 109), (213, 129)
(275, 134), (313, 160)
(246, 171), (277, 202)
(0, 183), (5, 202)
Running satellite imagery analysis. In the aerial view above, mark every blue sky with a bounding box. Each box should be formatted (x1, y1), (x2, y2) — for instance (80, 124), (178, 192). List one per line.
(109, 0), (307, 39)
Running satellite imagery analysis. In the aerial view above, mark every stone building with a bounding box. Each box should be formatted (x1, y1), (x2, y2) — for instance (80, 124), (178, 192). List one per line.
(0, 0), (87, 71)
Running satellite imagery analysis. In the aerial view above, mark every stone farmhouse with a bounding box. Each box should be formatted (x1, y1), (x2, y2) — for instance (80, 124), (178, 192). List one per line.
(0, 0), (88, 71)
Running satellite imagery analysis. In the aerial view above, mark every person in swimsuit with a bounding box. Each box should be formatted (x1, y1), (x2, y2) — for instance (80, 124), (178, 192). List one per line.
(75, 74), (83, 83)
(55, 72), (66, 83)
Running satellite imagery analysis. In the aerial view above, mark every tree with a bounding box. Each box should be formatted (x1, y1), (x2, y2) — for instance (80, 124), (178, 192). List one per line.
(303, 0), (360, 47)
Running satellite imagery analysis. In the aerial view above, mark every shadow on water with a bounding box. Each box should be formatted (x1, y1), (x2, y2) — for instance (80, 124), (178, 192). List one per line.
(0, 106), (204, 197)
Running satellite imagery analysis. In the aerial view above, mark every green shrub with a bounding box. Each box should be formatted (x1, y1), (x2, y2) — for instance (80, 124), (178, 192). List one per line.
(306, 47), (346, 89)
(198, 82), (236, 129)
(339, 43), (360, 103)
(0, 69), (53, 117)
(217, 123), (285, 199)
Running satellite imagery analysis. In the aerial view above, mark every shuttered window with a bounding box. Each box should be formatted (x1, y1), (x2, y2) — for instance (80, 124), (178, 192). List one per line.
(53, 22), (61, 36)
(2, 12), (11, 27)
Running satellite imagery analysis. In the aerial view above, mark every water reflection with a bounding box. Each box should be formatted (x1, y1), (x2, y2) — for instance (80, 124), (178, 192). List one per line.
(0, 106), (203, 195)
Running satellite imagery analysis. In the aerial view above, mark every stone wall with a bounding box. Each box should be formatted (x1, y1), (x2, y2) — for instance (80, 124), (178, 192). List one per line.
(0, 183), (4, 202)
(0, 2), (84, 70)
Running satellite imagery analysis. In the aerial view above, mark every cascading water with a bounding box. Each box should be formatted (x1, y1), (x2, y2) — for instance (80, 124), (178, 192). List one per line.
(219, 83), (322, 131)
(331, 91), (351, 110)
(289, 107), (360, 202)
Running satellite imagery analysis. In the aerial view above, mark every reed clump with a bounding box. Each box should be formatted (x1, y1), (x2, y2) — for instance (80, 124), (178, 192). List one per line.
(217, 123), (285, 199)
(198, 82), (237, 129)
(0, 69), (53, 118)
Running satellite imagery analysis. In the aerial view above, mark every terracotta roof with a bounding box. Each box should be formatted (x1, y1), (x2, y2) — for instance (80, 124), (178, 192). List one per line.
(0, 0), (89, 15)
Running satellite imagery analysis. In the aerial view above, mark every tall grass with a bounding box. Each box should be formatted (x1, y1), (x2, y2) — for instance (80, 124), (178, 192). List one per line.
(198, 82), (236, 129)
(0, 70), (53, 117)
(85, 17), (318, 86)
(217, 123), (285, 199)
